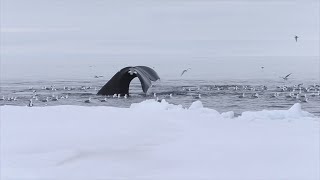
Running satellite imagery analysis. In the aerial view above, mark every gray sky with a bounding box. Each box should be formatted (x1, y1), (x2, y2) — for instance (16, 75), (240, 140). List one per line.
(0, 0), (319, 80)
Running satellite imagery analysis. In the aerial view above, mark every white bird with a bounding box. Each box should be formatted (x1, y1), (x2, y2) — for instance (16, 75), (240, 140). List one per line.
(52, 96), (58, 101)
(27, 99), (33, 107)
(271, 93), (278, 98)
(84, 97), (91, 103)
(180, 68), (191, 76)
(100, 97), (107, 102)
(42, 97), (49, 102)
(239, 93), (245, 98)
(113, 94), (117, 98)
(124, 94), (128, 99)
(117, 94), (121, 98)
(300, 95), (308, 103)
(252, 93), (259, 98)
(194, 94), (201, 99)
(169, 94), (173, 98)
(31, 95), (38, 101)
(154, 93), (157, 97)
(286, 93), (293, 98)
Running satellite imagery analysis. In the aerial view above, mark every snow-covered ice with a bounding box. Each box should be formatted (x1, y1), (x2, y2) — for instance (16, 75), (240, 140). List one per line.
(1, 100), (319, 179)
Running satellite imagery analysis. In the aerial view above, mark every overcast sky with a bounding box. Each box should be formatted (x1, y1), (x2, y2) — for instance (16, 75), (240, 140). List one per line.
(0, 0), (319, 80)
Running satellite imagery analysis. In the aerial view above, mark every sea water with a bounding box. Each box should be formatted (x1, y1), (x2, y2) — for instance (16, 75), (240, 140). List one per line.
(1, 56), (319, 116)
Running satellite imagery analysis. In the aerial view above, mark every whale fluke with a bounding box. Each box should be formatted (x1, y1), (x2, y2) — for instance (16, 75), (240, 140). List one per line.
(97, 66), (160, 96)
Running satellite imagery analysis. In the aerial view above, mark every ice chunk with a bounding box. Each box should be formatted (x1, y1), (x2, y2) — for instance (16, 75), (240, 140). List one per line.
(189, 100), (203, 110)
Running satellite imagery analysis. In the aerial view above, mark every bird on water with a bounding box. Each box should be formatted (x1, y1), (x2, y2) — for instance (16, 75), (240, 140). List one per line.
(84, 97), (91, 103)
(28, 99), (33, 107)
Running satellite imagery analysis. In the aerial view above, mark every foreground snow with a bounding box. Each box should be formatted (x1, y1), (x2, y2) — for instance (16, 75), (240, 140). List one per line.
(1, 100), (319, 180)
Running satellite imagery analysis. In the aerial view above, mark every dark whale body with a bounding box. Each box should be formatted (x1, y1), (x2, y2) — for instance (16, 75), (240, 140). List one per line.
(97, 66), (160, 96)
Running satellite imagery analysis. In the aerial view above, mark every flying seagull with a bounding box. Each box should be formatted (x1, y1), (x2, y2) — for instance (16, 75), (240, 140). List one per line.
(281, 73), (292, 80)
(181, 68), (191, 76)
(94, 75), (104, 78)
(261, 66), (264, 69)
(294, 35), (298, 42)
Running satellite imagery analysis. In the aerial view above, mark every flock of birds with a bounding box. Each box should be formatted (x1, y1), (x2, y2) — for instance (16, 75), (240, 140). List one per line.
(180, 83), (320, 102)
(180, 35), (300, 78)
(0, 84), (134, 107)
(234, 84), (319, 103)
(1, 80), (319, 108)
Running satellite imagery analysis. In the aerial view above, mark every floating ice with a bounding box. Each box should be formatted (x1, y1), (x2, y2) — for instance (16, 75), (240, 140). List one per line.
(189, 100), (203, 110)
(0, 101), (319, 180)
(130, 99), (183, 111)
(239, 103), (314, 121)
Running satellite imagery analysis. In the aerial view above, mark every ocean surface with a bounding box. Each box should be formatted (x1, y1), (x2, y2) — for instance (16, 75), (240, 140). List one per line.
(1, 78), (319, 116)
